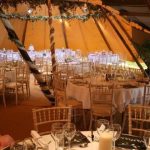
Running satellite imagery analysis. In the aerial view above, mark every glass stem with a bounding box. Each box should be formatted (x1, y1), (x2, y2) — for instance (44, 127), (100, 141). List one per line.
(113, 140), (115, 150)
(68, 140), (71, 150)
(55, 140), (58, 150)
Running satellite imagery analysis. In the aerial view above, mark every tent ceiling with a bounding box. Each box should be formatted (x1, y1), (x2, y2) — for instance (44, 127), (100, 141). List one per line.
(0, 1), (150, 62)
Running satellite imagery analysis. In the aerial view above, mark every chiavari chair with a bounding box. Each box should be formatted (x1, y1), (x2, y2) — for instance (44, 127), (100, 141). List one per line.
(53, 72), (86, 129)
(128, 104), (150, 136)
(89, 83), (115, 129)
(32, 107), (72, 135)
(0, 67), (6, 107)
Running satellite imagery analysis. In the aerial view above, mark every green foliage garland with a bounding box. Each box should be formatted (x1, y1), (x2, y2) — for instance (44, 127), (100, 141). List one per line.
(0, 1), (108, 21)
(0, 12), (105, 21)
(134, 40), (150, 68)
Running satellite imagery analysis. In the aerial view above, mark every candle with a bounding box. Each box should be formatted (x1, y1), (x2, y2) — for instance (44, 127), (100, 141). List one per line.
(99, 132), (113, 150)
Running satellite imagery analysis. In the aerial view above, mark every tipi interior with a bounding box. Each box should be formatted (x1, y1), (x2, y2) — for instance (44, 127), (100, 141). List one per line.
(0, 0), (150, 149)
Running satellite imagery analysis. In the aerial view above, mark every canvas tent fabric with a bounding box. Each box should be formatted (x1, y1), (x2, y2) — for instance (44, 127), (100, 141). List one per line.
(0, 3), (150, 61)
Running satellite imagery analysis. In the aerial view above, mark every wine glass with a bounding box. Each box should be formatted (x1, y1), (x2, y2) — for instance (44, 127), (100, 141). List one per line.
(51, 123), (64, 150)
(96, 119), (110, 135)
(63, 123), (76, 150)
(144, 131), (150, 150)
(109, 124), (121, 150)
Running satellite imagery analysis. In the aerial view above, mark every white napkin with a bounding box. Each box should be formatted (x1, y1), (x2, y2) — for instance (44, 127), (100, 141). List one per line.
(98, 124), (106, 133)
(30, 130), (47, 148)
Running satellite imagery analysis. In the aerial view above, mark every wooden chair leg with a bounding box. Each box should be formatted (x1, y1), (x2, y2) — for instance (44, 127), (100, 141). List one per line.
(82, 109), (87, 130)
(89, 112), (93, 130)
(15, 88), (18, 105)
(3, 93), (6, 108)
(121, 108), (128, 133)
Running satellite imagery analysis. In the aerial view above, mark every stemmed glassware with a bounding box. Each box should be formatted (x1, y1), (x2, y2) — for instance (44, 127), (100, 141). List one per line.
(144, 131), (150, 150)
(51, 123), (64, 150)
(109, 124), (121, 150)
(96, 119), (110, 135)
(63, 123), (76, 150)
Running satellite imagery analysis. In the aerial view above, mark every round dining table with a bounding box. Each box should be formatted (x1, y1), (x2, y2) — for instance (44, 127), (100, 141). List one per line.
(66, 80), (144, 113)
(17, 131), (146, 150)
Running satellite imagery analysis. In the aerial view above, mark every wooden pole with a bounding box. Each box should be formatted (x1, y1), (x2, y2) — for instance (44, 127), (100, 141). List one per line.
(93, 17), (114, 52)
(22, 20), (28, 45)
(46, 0), (56, 72)
(61, 19), (69, 48)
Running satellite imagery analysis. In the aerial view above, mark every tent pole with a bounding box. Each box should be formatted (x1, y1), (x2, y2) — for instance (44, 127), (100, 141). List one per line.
(93, 17), (114, 53)
(112, 15), (149, 75)
(0, 8), (55, 105)
(78, 21), (89, 52)
(46, 0), (56, 72)
(61, 19), (69, 48)
(101, 9), (148, 77)
(22, 20), (28, 45)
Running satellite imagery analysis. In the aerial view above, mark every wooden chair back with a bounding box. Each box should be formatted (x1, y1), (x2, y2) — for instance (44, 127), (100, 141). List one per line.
(32, 107), (72, 135)
(143, 84), (150, 105)
(89, 83), (115, 125)
(0, 67), (6, 107)
(89, 84), (114, 107)
(128, 104), (150, 136)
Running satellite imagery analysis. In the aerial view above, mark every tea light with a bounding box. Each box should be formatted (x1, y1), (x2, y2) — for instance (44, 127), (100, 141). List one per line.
(99, 132), (113, 150)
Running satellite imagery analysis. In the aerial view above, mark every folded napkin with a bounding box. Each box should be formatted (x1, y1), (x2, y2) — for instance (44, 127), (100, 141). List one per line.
(116, 134), (146, 150)
(64, 131), (90, 147)
(30, 130), (47, 148)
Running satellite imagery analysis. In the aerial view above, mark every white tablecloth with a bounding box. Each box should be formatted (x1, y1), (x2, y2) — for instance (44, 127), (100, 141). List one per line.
(40, 131), (99, 150)
(30, 131), (124, 150)
(66, 81), (144, 113)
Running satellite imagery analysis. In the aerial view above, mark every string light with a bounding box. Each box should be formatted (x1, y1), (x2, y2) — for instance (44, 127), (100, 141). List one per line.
(59, 18), (62, 23)
(27, 8), (33, 14)
(64, 20), (70, 27)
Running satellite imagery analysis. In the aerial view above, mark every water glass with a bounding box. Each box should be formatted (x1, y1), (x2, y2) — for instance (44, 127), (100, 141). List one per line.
(51, 123), (64, 150)
(144, 131), (150, 150)
(96, 119), (110, 135)
(63, 123), (76, 150)
(109, 124), (121, 150)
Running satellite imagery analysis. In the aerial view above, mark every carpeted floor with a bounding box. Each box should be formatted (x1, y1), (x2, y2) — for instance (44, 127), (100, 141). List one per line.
(0, 75), (52, 140)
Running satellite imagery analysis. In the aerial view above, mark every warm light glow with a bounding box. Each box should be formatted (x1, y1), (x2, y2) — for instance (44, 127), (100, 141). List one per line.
(64, 21), (70, 28)
(59, 19), (62, 23)
(27, 8), (33, 14)
(98, 21), (105, 31)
